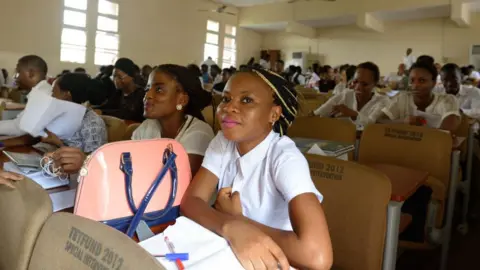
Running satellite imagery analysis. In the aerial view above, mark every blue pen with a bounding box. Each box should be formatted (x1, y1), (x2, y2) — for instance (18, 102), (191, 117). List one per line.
(154, 253), (189, 261)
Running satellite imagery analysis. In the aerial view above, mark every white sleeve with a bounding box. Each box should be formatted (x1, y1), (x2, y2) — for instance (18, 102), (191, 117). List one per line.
(131, 121), (149, 140)
(0, 114), (26, 136)
(439, 94), (461, 121)
(357, 97), (389, 125)
(180, 125), (214, 156)
(273, 150), (323, 203)
(313, 93), (342, 117)
(381, 95), (402, 120)
(201, 132), (227, 178)
(462, 91), (480, 119)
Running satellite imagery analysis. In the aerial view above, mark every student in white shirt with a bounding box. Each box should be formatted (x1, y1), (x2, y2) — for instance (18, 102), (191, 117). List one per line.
(377, 61), (461, 132)
(332, 65), (356, 95)
(259, 54), (271, 70)
(467, 65), (480, 81)
(202, 57), (217, 69)
(311, 62), (388, 126)
(440, 63), (480, 119)
(0, 55), (52, 136)
(290, 66), (306, 85)
(181, 68), (332, 270)
(132, 64), (214, 176)
(403, 48), (416, 70)
(384, 63), (407, 89)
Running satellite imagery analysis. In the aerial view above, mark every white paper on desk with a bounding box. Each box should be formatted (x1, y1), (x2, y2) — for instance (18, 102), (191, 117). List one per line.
(139, 217), (244, 270)
(3, 162), (69, 189)
(19, 90), (86, 139)
(307, 144), (327, 156)
(387, 90), (400, 97)
(414, 110), (442, 128)
(49, 189), (76, 212)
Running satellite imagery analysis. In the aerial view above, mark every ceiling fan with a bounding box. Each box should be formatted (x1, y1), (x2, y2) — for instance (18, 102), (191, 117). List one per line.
(288, 0), (336, 3)
(198, 4), (236, 16)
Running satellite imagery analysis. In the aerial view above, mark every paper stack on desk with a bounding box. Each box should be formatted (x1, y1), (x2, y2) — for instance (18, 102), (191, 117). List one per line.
(3, 162), (69, 189)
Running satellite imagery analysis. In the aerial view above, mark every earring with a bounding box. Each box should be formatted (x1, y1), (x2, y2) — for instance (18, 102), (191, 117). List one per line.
(176, 104), (183, 111)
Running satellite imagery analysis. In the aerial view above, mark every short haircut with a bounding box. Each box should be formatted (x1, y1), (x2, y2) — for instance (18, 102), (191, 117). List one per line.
(222, 68), (233, 76)
(74, 67), (86, 73)
(345, 65), (357, 82)
(410, 61), (438, 81)
(18, 55), (48, 76)
(440, 63), (461, 74)
(357, 62), (380, 83)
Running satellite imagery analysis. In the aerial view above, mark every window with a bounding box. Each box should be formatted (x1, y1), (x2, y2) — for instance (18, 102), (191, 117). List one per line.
(204, 20), (219, 63)
(222, 25), (237, 68)
(95, 0), (119, 66)
(61, 0), (88, 63)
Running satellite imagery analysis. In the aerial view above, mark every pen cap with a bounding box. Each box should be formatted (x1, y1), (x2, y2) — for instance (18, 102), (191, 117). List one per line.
(165, 253), (189, 261)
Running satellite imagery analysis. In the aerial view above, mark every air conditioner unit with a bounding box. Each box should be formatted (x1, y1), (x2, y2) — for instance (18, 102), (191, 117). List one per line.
(469, 45), (480, 69)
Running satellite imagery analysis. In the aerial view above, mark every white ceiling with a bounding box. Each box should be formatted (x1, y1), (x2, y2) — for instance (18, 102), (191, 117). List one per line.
(214, 0), (289, 7)
(299, 14), (357, 28)
(242, 22), (289, 32)
(373, 5), (450, 22)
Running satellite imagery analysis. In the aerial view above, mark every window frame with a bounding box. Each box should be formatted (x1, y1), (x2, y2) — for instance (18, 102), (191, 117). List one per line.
(94, 0), (120, 66)
(204, 20), (220, 64)
(222, 24), (237, 68)
(61, 0), (88, 64)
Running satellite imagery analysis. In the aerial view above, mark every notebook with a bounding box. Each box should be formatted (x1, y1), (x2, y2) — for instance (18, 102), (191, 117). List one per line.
(3, 162), (69, 189)
(139, 217), (244, 270)
(293, 137), (355, 157)
(49, 189), (76, 212)
(3, 151), (42, 169)
(18, 90), (86, 139)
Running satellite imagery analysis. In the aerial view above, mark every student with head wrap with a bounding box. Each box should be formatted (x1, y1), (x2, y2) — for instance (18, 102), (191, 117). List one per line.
(181, 68), (333, 270)
(98, 58), (145, 122)
(132, 64), (214, 176)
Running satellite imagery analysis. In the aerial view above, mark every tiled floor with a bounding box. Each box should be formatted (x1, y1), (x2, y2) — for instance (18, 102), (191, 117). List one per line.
(396, 215), (480, 270)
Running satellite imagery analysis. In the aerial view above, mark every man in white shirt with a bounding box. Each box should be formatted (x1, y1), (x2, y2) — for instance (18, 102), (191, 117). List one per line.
(440, 63), (480, 119)
(403, 48), (416, 70)
(259, 53), (271, 70)
(0, 55), (52, 136)
(201, 57), (217, 69)
(467, 65), (480, 81)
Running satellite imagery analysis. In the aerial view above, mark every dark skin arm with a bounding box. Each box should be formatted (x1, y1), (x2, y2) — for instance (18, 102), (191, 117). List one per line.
(439, 115), (461, 133)
(188, 154), (204, 177)
(181, 167), (333, 270)
(1, 135), (38, 148)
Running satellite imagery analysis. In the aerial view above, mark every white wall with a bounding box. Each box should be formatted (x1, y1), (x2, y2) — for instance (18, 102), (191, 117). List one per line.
(0, 0), (262, 76)
(262, 14), (480, 73)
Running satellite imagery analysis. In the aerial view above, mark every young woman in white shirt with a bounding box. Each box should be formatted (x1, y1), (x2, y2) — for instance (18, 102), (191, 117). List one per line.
(440, 63), (480, 119)
(181, 68), (332, 270)
(132, 64), (215, 176)
(311, 62), (389, 126)
(377, 61), (461, 132)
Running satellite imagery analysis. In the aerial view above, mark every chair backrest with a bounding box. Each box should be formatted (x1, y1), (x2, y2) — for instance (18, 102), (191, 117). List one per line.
(124, 123), (141, 140)
(306, 154), (391, 270)
(358, 124), (452, 189)
(0, 178), (53, 270)
(27, 213), (165, 270)
(101, 115), (128, 142)
(454, 114), (471, 161)
(202, 105), (220, 133)
(288, 116), (357, 147)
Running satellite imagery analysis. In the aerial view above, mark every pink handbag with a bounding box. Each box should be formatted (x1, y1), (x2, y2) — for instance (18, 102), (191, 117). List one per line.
(74, 139), (191, 238)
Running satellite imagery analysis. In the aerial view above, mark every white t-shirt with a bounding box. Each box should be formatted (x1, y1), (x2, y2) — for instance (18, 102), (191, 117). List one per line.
(0, 80), (52, 136)
(306, 72), (320, 90)
(313, 89), (389, 125)
(332, 82), (348, 95)
(259, 59), (271, 70)
(470, 71), (480, 80)
(384, 73), (404, 84)
(202, 131), (323, 231)
(132, 115), (214, 156)
(403, 54), (416, 70)
(381, 92), (460, 122)
(455, 85), (480, 119)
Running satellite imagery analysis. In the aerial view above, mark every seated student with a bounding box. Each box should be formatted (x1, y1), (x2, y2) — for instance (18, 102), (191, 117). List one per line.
(384, 63), (407, 90)
(201, 64), (211, 84)
(213, 68), (233, 94)
(187, 64), (204, 89)
(318, 65), (336, 93)
(311, 62), (388, 125)
(376, 61), (461, 132)
(2, 73), (108, 152)
(440, 63), (480, 119)
(0, 55), (52, 136)
(211, 65), (222, 85)
(332, 64), (355, 95)
(132, 64), (214, 176)
(98, 58), (145, 122)
(180, 68), (333, 270)
(290, 66), (306, 85)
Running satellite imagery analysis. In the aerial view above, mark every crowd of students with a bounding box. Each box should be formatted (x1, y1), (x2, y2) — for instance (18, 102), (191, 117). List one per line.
(0, 51), (479, 269)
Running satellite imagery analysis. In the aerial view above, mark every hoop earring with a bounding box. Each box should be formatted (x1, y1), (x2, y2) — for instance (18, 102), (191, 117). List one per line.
(176, 104), (183, 111)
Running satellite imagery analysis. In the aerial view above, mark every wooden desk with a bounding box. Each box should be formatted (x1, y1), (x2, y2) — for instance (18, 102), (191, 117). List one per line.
(369, 163), (429, 202)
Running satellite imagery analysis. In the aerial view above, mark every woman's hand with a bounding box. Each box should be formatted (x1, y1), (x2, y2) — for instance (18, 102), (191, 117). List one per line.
(41, 129), (64, 147)
(214, 187), (243, 216)
(331, 104), (358, 118)
(224, 219), (290, 270)
(52, 147), (86, 174)
(0, 170), (24, 188)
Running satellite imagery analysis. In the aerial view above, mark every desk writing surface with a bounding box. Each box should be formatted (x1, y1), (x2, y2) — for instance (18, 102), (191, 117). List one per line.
(368, 163), (429, 202)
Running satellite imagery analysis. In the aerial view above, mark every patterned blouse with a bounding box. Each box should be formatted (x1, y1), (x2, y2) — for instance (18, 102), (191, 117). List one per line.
(63, 109), (108, 153)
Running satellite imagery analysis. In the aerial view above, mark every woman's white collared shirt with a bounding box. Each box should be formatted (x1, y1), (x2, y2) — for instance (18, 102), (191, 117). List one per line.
(313, 89), (389, 125)
(202, 131), (323, 231)
(132, 115), (214, 156)
(455, 85), (480, 119)
(381, 92), (460, 121)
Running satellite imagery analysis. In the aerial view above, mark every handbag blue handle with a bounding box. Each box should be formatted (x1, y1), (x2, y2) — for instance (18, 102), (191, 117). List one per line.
(119, 145), (178, 238)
